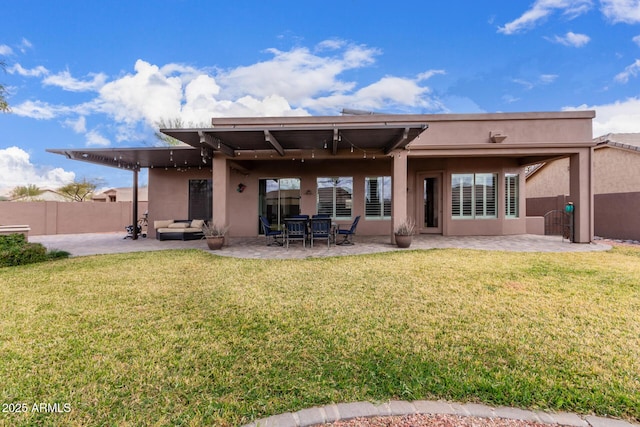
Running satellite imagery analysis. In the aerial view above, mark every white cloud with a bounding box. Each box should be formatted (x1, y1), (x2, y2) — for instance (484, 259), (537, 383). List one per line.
(9, 40), (443, 144)
(97, 59), (183, 126)
(550, 31), (591, 46)
(564, 97), (640, 134)
(417, 70), (446, 81)
(614, 58), (640, 83)
(600, 0), (640, 23)
(8, 63), (49, 77)
(540, 73), (559, 83)
(633, 34), (640, 46)
(498, 0), (593, 34)
(86, 130), (111, 147)
(63, 116), (87, 133)
(11, 100), (66, 119)
(0, 146), (75, 191)
(0, 44), (13, 55)
(19, 38), (33, 53)
(43, 70), (107, 92)
(217, 44), (376, 103)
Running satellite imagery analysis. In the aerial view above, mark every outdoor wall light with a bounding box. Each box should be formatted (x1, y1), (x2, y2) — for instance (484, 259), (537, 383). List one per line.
(490, 131), (507, 143)
(237, 183), (247, 193)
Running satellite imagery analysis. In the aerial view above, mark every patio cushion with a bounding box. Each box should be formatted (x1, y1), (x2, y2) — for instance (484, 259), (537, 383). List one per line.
(190, 219), (205, 229)
(168, 222), (190, 229)
(154, 220), (174, 229)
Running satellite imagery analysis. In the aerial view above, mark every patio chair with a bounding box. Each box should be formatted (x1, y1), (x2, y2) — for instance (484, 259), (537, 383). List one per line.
(310, 217), (332, 248)
(336, 215), (360, 245)
(259, 216), (283, 246)
(289, 214), (309, 220)
(284, 218), (307, 248)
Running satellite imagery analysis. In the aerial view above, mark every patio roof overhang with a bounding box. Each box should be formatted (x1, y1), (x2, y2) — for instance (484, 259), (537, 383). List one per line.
(162, 115), (429, 158)
(47, 115), (430, 171)
(46, 146), (205, 171)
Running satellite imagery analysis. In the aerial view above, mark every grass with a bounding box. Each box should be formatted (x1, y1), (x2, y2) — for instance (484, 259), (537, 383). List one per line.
(0, 247), (639, 426)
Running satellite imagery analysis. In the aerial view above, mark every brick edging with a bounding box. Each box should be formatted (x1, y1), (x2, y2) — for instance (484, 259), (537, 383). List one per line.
(241, 400), (640, 427)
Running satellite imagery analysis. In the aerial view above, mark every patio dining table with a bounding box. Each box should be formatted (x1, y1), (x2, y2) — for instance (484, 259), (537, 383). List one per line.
(283, 217), (336, 247)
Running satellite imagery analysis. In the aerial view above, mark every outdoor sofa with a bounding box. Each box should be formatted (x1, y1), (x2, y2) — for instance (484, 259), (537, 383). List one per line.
(154, 219), (205, 241)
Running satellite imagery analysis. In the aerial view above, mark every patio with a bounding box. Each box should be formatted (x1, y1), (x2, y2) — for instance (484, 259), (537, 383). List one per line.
(30, 233), (612, 259)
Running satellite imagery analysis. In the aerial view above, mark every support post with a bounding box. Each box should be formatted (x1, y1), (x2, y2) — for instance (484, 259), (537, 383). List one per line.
(391, 150), (408, 244)
(212, 155), (229, 231)
(569, 148), (593, 243)
(132, 169), (139, 240)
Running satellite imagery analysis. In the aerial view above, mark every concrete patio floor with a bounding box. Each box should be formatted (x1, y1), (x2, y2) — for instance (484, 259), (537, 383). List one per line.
(31, 232), (612, 259)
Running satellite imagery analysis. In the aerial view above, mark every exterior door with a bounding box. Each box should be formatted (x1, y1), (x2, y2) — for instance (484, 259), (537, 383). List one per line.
(419, 173), (443, 234)
(258, 178), (301, 232)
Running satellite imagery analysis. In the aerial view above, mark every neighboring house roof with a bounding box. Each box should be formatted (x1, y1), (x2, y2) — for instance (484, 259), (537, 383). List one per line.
(594, 133), (640, 152)
(93, 187), (149, 202)
(10, 188), (71, 202)
(526, 133), (640, 181)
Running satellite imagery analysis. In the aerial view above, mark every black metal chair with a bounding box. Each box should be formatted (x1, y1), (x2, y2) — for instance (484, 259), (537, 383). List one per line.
(259, 216), (283, 246)
(310, 217), (332, 248)
(284, 218), (308, 248)
(336, 215), (361, 245)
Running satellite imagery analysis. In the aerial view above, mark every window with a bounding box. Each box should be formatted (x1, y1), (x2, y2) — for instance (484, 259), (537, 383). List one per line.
(189, 179), (212, 220)
(505, 174), (519, 218)
(317, 177), (353, 219)
(451, 173), (497, 219)
(365, 176), (391, 219)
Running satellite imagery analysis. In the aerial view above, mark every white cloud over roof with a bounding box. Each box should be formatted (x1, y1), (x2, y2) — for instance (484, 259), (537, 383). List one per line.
(565, 97), (640, 135)
(8, 41), (444, 146)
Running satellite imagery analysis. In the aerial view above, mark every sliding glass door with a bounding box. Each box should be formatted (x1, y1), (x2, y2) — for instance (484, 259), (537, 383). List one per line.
(258, 178), (301, 232)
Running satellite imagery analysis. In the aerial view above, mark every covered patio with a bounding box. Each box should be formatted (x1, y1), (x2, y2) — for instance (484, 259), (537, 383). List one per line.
(48, 112), (597, 244)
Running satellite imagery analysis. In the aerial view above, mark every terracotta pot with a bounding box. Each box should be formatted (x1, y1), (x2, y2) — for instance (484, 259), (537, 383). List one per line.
(394, 234), (412, 248)
(205, 236), (224, 250)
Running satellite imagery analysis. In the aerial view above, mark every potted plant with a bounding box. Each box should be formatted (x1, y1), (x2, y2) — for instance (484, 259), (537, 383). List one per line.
(394, 218), (415, 248)
(202, 222), (228, 250)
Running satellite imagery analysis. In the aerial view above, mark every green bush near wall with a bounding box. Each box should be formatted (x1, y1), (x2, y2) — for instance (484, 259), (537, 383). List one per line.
(0, 233), (68, 267)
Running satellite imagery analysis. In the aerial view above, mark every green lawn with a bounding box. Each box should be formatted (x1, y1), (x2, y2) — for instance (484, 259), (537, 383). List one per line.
(1, 247), (639, 426)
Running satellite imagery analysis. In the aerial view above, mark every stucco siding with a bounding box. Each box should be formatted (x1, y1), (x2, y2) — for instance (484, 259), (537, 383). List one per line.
(526, 158), (570, 198)
(593, 147), (640, 194)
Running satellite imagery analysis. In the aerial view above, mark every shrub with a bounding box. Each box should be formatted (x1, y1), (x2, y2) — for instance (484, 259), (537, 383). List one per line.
(0, 234), (67, 267)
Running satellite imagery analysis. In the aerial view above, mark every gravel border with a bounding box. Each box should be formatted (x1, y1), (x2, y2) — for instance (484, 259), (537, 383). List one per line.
(241, 400), (640, 427)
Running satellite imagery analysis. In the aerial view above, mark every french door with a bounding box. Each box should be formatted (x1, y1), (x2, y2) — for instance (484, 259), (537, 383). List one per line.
(418, 173), (442, 234)
(258, 178), (301, 232)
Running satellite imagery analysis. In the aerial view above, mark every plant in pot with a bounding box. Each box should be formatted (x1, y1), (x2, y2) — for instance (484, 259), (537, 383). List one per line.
(202, 222), (228, 250)
(394, 218), (415, 248)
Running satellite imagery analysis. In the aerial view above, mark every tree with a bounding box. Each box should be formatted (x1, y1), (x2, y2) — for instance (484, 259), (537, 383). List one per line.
(154, 117), (209, 146)
(0, 60), (9, 112)
(57, 178), (102, 202)
(10, 184), (43, 201)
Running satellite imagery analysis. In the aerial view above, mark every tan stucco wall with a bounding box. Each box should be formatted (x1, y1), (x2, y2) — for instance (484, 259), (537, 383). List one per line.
(0, 201), (147, 235)
(593, 147), (640, 194)
(148, 168), (213, 238)
(148, 156), (530, 238)
(527, 147), (640, 197)
(526, 158), (570, 198)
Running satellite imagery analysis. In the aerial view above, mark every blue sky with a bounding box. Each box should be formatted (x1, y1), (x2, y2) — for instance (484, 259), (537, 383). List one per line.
(1, 0), (639, 192)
